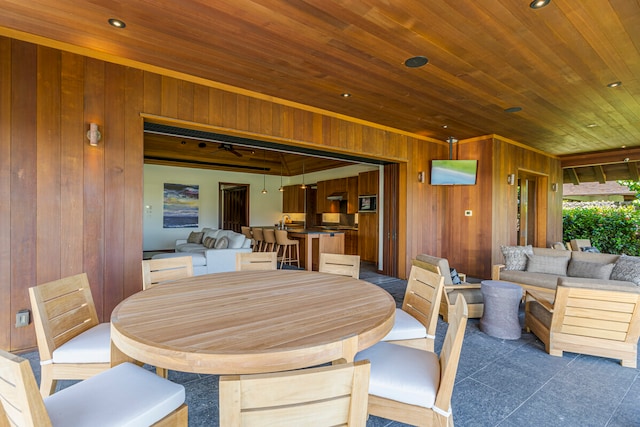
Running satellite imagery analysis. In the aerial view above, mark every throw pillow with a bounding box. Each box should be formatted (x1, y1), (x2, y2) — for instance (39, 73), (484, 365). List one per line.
(567, 260), (614, 280)
(610, 254), (640, 285)
(501, 245), (533, 271)
(187, 231), (204, 244)
(526, 254), (569, 276)
(214, 236), (229, 249)
(580, 246), (601, 253)
(203, 236), (217, 249)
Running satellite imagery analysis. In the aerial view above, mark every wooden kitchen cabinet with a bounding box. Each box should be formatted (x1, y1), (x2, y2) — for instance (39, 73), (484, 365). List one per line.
(347, 176), (358, 214)
(344, 229), (358, 255)
(358, 170), (379, 195)
(358, 213), (378, 263)
(282, 184), (305, 213)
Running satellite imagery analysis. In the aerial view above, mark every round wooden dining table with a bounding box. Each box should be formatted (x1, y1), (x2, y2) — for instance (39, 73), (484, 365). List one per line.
(110, 270), (395, 374)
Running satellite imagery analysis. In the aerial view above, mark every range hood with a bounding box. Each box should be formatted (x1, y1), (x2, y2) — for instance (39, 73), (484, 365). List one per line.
(327, 192), (347, 201)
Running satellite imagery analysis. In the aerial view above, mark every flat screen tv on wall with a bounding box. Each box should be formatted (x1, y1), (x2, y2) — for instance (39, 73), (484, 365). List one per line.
(430, 160), (478, 185)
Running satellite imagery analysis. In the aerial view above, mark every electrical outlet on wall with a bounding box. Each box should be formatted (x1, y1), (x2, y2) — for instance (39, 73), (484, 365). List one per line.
(15, 309), (30, 327)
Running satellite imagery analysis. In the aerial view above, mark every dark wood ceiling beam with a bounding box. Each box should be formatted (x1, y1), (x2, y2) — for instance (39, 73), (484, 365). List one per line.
(628, 162), (640, 181)
(566, 168), (580, 185)
(594, 165), (606, 184)
(560, 147), (640, 168)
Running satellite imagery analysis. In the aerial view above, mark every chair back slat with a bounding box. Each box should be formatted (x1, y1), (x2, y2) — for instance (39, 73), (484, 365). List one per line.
(220, 358), (369, 427)
(319, 253), (360, 279)
(235, 252), (277, 271)
(0, 350), (52, 427)
(28, 273), (98, 361)
(402, 265), (445, 336)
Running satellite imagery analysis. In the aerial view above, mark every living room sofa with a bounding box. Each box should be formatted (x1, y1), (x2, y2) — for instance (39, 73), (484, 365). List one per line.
(492, 246), (640, 295)
(154, 228), (252, 275)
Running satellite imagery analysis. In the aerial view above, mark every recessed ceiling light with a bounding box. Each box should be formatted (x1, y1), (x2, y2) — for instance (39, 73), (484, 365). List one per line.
(341, 93), (351, 98)
(607, 81), (622, 88)
(504, 106), (522, 113)
(442, 125), (448, 129)
(586, 123), (598, 128)
(529, 0), (550, 9)
(404, 56), (429, 68)
(108, 18), (126, 28)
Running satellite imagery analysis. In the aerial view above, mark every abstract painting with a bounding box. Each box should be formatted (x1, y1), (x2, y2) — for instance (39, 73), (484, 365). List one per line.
(163, 183), (199, 228)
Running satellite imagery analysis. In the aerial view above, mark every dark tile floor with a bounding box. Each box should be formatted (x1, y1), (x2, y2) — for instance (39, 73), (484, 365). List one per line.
(21, 263), (640, 426)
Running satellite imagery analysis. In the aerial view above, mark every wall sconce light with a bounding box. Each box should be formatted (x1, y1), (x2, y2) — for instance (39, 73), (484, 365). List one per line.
(551, 183), (558, 192)
(507, 173), (515, 185)
(418, 171), (425, 183)
(87, 123), (102, 146)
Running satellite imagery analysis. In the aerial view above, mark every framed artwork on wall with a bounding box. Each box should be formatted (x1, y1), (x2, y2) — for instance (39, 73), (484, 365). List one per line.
(163, 183), (199, 228)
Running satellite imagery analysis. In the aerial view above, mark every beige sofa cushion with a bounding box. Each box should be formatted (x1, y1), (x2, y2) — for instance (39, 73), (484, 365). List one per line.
(498, 270), (559, 291)
(415, 254), (453, 285)
(526, 254), (569, 276)
(567, 260), (614, 280)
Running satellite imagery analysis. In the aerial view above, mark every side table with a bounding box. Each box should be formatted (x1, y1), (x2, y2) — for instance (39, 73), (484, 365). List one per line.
(479, 280), (523, 340)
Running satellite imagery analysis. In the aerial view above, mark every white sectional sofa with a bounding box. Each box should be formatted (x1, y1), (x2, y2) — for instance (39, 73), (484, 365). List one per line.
(153, 228), (252, 275)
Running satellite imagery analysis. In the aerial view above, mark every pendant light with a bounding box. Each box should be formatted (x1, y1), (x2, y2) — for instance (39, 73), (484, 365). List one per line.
(279, 162), (284, 192)
(261, 150), (268, 194)
(300, 160), (307, 190)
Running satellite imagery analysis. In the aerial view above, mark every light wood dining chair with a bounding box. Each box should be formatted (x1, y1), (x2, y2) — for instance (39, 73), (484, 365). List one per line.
(0, 349), (188, 427)
(381, 264), (444, 351)
(142, 256), (194, 290)
(28, 273), (110, 398)
(235, 251), (278, 271)
(355, 295), (468, 427)
(219, 360), (370, 427)
(319, 253), (361, 278)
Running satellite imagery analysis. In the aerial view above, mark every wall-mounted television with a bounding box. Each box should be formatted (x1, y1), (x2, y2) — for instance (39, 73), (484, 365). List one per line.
(430, 160), (478, 185)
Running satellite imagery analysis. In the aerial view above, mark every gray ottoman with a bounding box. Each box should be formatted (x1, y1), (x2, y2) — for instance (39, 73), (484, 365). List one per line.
(479, 280), (523, 340)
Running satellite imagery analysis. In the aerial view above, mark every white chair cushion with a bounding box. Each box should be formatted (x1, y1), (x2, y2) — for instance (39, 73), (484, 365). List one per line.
(45, 362), (185, 427)
(355, 341), (440, 408)
(381, 308), (427, 341)
(52, 323), (110, 364)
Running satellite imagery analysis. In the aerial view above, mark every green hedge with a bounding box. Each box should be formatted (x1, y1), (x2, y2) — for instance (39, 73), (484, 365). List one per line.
(562, 202), (640, 255)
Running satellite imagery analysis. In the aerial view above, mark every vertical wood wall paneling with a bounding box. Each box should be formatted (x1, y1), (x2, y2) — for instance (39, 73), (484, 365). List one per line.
(103, 63), (126, 316)
(177, 80), (195, 122)
(445, 138), (494, 279)
(0, 38), (12, 350)
(143, 73), (162, 115)
(10, 40), (38, 350)
(36, 46), (62, 284)
(60, 52), (86, 278)
(123, 67), (145, 298)
(404, 139), (448, 274)
(83, 58), (106, 319)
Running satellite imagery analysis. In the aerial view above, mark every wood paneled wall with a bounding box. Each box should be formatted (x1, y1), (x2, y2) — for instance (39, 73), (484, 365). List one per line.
(0, 37), (425, 352)
(0, 36), (561, 352)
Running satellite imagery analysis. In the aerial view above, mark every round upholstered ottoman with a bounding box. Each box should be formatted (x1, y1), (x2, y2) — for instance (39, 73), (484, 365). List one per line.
(479, 280), (523, 340)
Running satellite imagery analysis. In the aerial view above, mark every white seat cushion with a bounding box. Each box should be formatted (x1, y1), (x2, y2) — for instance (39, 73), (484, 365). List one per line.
(45, 362), (185, 427)
(52, 323), (110, 364)
(355, 341), (440, 408)
(381, 308), (427, 341)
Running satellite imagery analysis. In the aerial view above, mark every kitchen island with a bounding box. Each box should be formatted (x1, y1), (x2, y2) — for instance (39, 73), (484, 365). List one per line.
(286, 230), (345, 271)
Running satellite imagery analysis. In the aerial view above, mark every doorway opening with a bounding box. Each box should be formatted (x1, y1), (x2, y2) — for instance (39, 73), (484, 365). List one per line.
(219, 183), (249, 233)
(517, 171), (548, 247)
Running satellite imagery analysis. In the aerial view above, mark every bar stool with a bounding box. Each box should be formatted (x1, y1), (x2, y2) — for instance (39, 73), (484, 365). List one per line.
(275, 229), (300, 269)
(262, 228), (278, 252)
(241, 226), (255, 250)
(252, 227), (265, 252)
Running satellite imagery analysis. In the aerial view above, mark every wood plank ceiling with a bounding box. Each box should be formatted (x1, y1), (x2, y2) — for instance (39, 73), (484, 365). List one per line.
(1, 0), (639, 180)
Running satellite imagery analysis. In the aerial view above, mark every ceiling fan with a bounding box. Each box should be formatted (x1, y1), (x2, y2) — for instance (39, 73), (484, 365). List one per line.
(198, 142), (254, 157)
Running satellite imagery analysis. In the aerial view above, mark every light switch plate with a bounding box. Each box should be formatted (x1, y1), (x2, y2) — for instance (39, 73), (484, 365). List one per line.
(464, 210), (472, 216)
